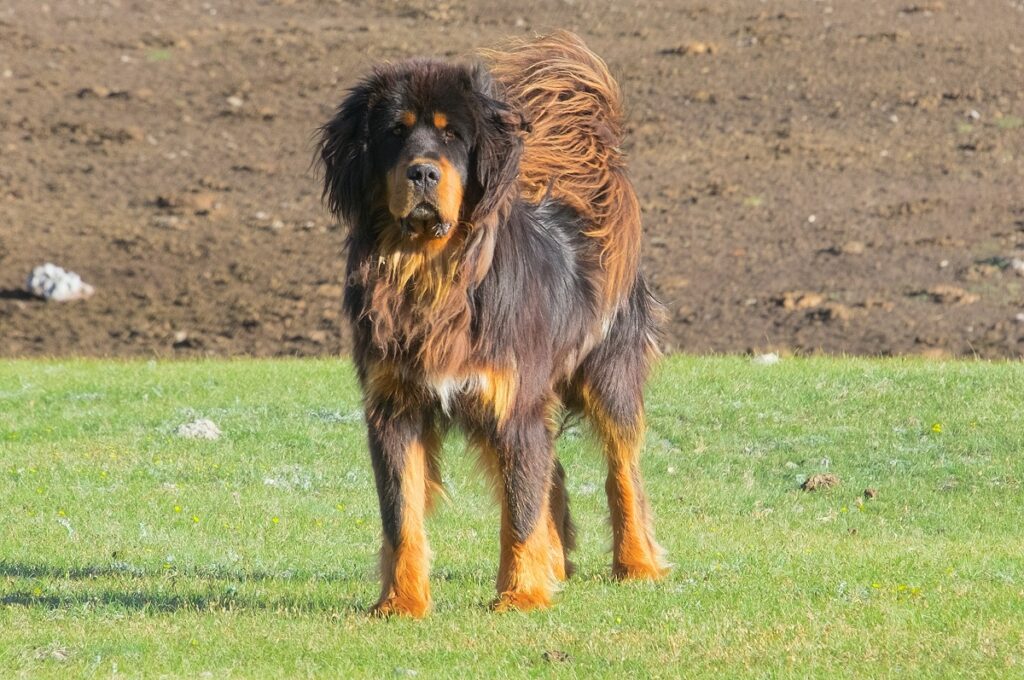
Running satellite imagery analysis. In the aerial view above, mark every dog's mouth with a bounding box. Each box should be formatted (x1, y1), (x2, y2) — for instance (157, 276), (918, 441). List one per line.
(401, 202), (452, 239)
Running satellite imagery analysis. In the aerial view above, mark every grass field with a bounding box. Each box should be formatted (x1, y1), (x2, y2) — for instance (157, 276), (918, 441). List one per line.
(1, 357), (1022, 678)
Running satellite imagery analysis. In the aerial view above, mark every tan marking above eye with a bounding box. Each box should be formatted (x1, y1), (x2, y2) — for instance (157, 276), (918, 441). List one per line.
(401, 111), (417, 127)
(433, 112), (448, 129)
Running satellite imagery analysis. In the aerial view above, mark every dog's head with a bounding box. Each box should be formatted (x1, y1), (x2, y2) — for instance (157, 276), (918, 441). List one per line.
(319, 60), (524, 244)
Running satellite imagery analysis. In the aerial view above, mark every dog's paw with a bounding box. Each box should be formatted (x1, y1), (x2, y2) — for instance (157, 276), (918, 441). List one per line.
(370, 595), (430, 619)
(612, 559), (670, 581)
(490, 589), (552, 613)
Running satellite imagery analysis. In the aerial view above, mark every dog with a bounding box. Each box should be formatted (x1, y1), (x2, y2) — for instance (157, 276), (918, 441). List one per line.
(317, 31), (667, 617)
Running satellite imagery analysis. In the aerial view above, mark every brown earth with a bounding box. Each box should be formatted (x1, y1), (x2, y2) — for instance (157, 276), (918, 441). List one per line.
(2, 0), (1024, 358)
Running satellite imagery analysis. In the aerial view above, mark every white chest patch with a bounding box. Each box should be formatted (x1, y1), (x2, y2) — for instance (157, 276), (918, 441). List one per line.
(429, 372), (490, 415)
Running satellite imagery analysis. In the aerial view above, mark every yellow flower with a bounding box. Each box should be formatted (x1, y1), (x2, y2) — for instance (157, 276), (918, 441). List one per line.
(174, 505), (182, 513)
(192, 515), (200, 524)
(931, 422), (943, 433)
(271, 516), (280, 524)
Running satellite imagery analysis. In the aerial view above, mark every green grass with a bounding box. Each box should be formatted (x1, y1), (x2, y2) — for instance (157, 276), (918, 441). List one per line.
(1, 357), (1022, 678)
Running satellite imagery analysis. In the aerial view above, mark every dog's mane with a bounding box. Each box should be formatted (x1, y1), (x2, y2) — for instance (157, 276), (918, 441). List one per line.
(329, 32), (643, 377)
(482, 30), (642, 310)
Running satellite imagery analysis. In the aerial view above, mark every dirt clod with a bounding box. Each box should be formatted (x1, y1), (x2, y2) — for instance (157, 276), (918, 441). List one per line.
(801, 473), (840, 491)
(780, 291), (825, 310)
(864, 488), (878, 499)
(660, 42), (715, 56)
(922, 285), (979, 305)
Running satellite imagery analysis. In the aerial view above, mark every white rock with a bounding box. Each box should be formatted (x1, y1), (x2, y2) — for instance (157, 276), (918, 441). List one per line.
(25, 263), (95, 301)
(752, 352), (780, 365)
(175, 419), (222, 440)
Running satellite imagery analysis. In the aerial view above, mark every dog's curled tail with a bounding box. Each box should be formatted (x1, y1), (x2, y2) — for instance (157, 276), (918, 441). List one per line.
(483, 31), (641, 307)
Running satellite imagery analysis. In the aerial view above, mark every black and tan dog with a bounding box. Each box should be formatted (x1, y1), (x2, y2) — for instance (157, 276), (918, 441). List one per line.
(318, 31), (667, 616)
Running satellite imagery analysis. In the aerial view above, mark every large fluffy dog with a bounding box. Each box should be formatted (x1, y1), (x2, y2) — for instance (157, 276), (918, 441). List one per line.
(318, 31), (666, 616)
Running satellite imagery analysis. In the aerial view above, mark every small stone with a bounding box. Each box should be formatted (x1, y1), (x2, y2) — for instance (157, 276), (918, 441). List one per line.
(752, 352), (780, 365)
(123, 126), (145, 142)
(151, 215), (183, 230)
(25, 263), (95, 301)
(226, 95), (244, 108)
(840, 240), (865, 255)
(184, 192), (219, 214)
(175, 418), (222, 440)
(77, 85), (111, 98)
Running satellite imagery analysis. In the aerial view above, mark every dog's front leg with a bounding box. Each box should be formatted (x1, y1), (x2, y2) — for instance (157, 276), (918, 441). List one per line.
(479, 405), (560, 612)
(365, 404), (436, 618)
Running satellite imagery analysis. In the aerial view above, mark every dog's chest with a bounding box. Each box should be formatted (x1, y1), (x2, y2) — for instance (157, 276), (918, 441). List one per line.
(427, 372), (491, 415)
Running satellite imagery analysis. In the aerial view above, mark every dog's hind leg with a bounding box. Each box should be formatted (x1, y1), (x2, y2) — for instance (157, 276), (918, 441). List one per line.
(575, 285), (668, 580)
(547, 458), (576, 579)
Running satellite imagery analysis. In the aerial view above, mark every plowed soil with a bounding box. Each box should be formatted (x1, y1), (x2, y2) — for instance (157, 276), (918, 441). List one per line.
(2, 1), (1023, 358)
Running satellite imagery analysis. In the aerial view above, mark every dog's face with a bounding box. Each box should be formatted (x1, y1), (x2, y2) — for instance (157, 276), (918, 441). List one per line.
(380, 92), (471, 239)
(319, 60), (523, 245)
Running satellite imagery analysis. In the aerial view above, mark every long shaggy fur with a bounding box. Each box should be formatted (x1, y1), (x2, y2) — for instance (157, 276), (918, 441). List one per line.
(317, 31), (666, 617)
(483, 31), (642, 308)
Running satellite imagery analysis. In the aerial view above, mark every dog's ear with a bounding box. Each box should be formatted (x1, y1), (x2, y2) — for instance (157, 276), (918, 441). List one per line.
(317, 80), (376, 225)
(468, 65), (525, 224)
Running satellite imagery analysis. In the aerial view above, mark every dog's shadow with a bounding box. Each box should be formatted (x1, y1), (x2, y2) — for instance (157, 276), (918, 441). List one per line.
(0, 561), (366, 614)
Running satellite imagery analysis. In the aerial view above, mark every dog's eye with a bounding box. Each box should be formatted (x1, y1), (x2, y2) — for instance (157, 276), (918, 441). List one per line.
(441, 128), (457, 143)
(392, 124), (406, 136)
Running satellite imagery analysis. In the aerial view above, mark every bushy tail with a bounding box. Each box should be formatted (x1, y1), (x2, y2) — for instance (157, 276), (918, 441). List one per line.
(482, 31), (641, 307)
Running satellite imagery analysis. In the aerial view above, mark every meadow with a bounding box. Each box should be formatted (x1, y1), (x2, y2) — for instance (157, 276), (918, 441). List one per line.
(1, 357), (1022, 678)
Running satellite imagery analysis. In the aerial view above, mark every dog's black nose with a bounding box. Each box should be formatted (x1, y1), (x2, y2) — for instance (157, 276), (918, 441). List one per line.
(406, 163), (441, 187)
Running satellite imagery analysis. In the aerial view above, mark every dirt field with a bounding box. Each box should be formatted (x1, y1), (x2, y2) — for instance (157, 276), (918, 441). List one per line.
(2, 0), (1023, 358)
